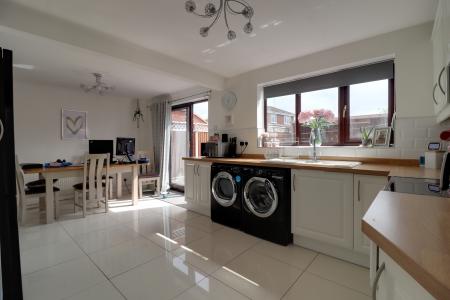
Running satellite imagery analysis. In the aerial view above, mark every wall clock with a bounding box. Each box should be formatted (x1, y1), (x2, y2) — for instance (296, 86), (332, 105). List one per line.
(221, 91), (237, 110)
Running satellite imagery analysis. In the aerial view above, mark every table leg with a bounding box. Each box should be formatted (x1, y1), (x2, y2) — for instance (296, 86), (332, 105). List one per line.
(132, 166), (138, 205)
(117, 173), (122, 199)
(45, 176), (54, 224)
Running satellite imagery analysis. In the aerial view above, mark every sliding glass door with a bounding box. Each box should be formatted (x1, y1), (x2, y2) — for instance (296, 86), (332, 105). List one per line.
(169, 100), (208, 191)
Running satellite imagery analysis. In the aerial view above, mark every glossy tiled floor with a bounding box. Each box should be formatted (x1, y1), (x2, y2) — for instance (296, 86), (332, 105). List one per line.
(19, 196), (371, 300)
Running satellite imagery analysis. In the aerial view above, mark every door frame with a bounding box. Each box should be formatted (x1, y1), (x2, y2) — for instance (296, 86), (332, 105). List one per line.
(169, 99), (208, 192)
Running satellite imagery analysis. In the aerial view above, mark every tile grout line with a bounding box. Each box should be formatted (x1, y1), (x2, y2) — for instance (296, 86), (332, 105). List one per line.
(279, 251), (320, 299)
(305, 270), (371, 297)
(59, 219), (129, 300)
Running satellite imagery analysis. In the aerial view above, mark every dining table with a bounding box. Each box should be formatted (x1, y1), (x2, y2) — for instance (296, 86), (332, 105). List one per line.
(23, 163), (142, 223)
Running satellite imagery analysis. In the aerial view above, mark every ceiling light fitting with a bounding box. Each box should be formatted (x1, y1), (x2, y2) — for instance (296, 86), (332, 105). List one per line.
(185, 0), (254, 40)
(80, 73), (114, 95)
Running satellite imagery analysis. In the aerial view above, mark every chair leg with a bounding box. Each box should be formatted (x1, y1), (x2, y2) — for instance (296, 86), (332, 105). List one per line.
(155, 178), (160, 197)
(105, 185), (109, 214)
(109, 181), (113, 199)
(139, 181), (143, 199)
(74, 191), (77, 214)
(54, 192), (59, 219)
(82, 190), (87, 217)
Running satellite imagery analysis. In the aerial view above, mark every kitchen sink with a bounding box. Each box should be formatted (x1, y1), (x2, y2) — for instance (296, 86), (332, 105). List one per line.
(265, 158), (362, 168)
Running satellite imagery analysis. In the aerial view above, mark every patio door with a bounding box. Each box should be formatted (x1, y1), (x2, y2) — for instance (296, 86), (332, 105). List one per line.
(169, 100), (208, 191)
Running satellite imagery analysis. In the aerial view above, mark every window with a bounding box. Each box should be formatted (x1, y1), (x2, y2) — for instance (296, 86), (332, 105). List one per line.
(265, 95), (296, 145)
(270, 114), (277, 124)
(263, 62), (395, 146)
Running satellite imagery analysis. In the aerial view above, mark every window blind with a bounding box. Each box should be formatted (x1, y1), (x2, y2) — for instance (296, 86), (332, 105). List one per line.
(264, 60), (394, 98)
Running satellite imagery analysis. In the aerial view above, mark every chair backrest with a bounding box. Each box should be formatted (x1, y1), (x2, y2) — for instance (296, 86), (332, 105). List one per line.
(137, 150), (153, 174)
(82, 153), (110, 201)
(15, 156), (26, 202)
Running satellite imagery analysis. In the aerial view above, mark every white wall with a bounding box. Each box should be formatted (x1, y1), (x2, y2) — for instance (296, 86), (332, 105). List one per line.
(14, 80), (139, 164)
(209, 22), (448, 159)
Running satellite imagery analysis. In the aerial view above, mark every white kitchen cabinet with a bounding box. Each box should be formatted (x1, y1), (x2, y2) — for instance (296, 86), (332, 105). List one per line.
(353, 175), (387, 254)
(184, 160), (211, 216)
(291, 169), (354, 249)
(433, 0), (450, 120)
(373, 250), (435, 300)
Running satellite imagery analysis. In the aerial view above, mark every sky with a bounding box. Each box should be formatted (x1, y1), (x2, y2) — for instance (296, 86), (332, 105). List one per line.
(193, 101), (208, 121)
(267, 79), (389, 117)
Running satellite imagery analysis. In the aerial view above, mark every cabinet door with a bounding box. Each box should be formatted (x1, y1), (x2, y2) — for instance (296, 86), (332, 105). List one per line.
(196, 162), (211, 216)
(292, 170), (354, 249)
(432, 0), (448, 114)
(184, 161), (196, 204)
(354, 175), (387, 254)
(375, 250), (435, 300)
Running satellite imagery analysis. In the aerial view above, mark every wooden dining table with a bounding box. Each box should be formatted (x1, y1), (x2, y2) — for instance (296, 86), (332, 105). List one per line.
(23, 163), (141, 223)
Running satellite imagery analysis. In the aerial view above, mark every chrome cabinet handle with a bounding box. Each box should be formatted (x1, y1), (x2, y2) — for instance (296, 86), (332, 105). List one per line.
(0, 118), (3, 142)
(438, 66), (446, 95)
(372, 262), (386, 300)
(293, 173), (296, 192)
(433, 83), (439, 105)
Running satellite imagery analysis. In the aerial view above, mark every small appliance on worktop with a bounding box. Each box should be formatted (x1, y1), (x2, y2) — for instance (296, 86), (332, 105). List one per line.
(201, 133), (239, 158)
(386, 151), (450, 197)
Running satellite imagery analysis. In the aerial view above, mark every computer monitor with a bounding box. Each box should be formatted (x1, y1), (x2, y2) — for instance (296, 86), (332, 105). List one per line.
(116, 137), (135, 156)
(89, 140), (114, 162)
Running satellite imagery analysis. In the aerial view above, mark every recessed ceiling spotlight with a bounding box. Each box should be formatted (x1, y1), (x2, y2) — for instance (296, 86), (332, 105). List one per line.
(13, 64), (35, 70)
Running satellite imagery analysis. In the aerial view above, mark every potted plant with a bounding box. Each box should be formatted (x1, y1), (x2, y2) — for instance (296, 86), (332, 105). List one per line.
(360, 127), (374, 147)
(297, 109), (335, 146)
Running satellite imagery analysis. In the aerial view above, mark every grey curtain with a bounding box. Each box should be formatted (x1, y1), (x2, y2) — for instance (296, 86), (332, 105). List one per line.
(151, 99), (171, 193)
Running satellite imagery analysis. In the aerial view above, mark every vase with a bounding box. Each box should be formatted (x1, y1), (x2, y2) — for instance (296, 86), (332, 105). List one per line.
(309, 127), (322, 146)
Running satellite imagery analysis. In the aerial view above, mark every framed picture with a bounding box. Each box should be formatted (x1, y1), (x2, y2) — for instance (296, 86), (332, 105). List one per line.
(373, 127), (391, 147)
(61, 109), (88, 140)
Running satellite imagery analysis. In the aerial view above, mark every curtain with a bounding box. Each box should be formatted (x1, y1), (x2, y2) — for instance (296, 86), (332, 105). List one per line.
(151, 99), (171, 193)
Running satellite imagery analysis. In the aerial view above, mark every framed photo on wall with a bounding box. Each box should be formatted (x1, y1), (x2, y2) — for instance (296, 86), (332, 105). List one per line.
(373, 127), (391, 147)
(61, 109), (88, 140)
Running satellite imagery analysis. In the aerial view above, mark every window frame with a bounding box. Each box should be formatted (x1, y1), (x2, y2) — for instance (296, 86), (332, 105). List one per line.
(264, 78), (395, 146)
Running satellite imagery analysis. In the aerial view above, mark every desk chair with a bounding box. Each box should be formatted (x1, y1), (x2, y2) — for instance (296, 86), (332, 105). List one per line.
(73, 153), (110, 217)
(15, 156), (60, 225)
(137, 150), (160, 198)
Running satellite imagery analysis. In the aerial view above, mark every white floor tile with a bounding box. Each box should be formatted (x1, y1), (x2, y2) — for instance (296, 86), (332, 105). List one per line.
(251, 240), (318, 270)
(73, 225), (140, 253)
(185, 216), (225, 233)
(22, 257), (106, 300)
(65, 281), (125, 300)
(112, 254), (207, 300)
(174, 276), (249, 300)
(89, 237), (165, 278)
(171, 245), (222, 275)
(150, 204), (202, 222)
(183, 228), (259, 267)
(307, 254), (370, 295)
(212, 249), (302, 300)
(60, 214), (120, 236)
(19, 223), (71, 251)
(21, 239), (84, 275)
(282, 272), (370, 300)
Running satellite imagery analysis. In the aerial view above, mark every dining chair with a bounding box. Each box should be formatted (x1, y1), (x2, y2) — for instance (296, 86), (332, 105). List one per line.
(137, 150), (160, 198)
(15, 156), (60, 224)
(73, 153), (110, 217)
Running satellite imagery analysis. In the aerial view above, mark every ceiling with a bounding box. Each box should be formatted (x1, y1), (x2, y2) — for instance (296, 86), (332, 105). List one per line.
(0, 0), (438, 97)
(0, 29), (197, 98)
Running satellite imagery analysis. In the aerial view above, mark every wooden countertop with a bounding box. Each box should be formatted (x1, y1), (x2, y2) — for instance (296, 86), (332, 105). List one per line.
(362, 191), (450, 300)
(182, 157), (441, 179)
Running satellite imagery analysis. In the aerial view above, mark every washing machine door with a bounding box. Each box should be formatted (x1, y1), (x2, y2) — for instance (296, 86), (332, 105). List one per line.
(211, 171), (237, 207)
(244, 177), (278, 218)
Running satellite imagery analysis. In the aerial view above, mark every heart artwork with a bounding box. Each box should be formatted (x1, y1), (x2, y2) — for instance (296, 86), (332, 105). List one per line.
(65, 116), (83, 135)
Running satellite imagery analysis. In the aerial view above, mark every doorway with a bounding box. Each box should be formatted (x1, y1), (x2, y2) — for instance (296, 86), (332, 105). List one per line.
(169, 100), (208, 191)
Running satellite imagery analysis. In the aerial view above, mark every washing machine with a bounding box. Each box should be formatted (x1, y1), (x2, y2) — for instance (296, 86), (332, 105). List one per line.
(242, 167), (292, 245)
(210, 163), (244, 229)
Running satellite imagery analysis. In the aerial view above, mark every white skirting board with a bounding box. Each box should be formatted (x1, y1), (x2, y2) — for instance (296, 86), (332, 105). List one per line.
(293, 235), (369, 268)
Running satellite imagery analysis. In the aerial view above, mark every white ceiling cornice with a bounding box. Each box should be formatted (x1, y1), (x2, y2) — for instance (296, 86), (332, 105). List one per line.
(0, 1), (225, 90)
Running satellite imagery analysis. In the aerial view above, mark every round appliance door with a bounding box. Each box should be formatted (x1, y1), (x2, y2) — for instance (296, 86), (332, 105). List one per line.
(211, 171), (237, 207)
(244, 177), (278, 218)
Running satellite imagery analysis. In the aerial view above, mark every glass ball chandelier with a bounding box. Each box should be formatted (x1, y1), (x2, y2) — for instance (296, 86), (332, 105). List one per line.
(185, 0), (254, 40)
